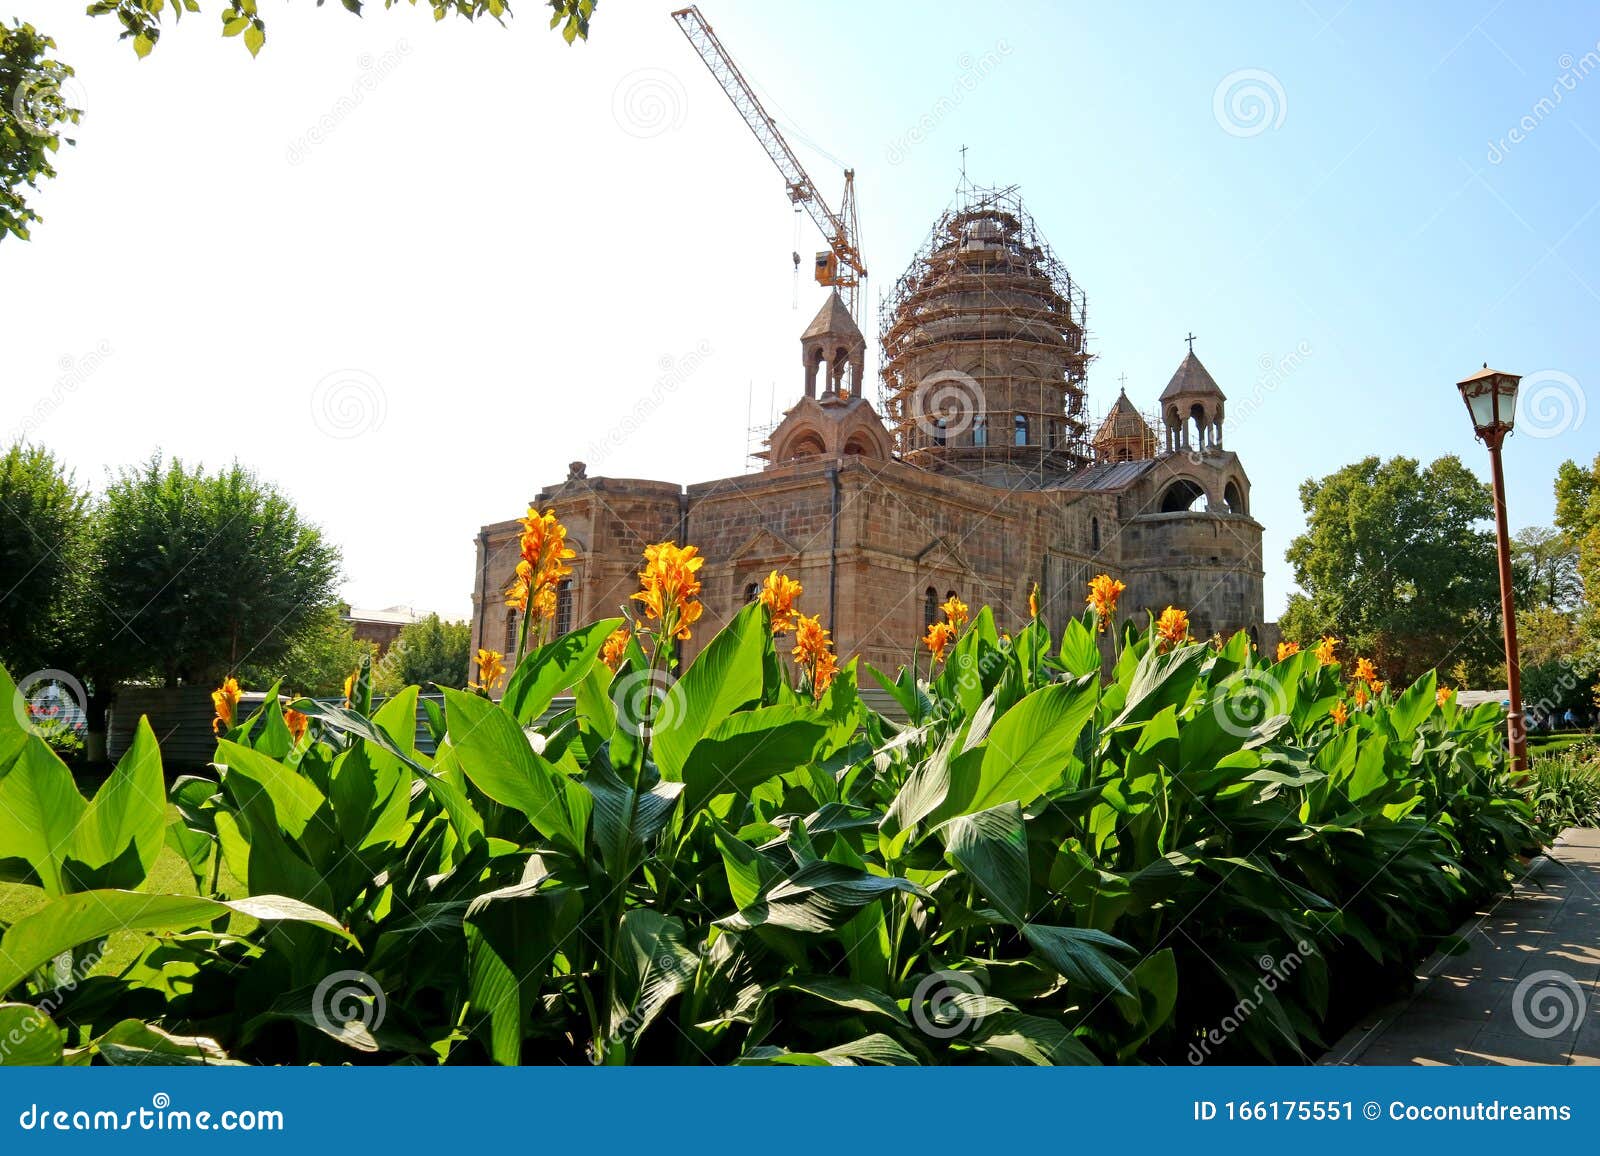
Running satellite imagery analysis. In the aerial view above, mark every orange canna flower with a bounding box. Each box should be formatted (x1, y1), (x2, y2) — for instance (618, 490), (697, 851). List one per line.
(1086, 574), (1126, 631)
(941, 595), (969, 631)
(1028, 580), (1040, 620)
(631, 541), (705, 642)
(1353, 657), (1378, 685)
(1314, 636), (1339, 665)
(759, 570), (803, 635)
(472, 648), (507, 692)
(601, 625), (631, 672)
(924, 620), (956, 664)
(1436, 686), (1454, 707)
(505, 507), (576, 621)
(792, 613), (838, 699)
(1368, 679), (1385, 696)
(1155, 606), (1189, 648)
(283, 704), (309, 743)
(211, 677), (241, 735)
(342, 671), (357, 708)
(1353, 682), (1369, 708)
(1331, 701), (1349, 725)
(1276, 641), (1301, 661)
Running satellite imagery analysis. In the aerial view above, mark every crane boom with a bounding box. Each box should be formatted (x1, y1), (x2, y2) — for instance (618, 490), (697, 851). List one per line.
(671, 6), (865, 317)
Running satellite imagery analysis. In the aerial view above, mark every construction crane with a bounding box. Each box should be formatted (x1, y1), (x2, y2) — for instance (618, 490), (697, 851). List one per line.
(671, 6), (866, 320)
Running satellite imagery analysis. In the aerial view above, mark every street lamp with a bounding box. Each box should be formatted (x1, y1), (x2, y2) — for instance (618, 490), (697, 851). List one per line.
(1456, 364), (1527, 773)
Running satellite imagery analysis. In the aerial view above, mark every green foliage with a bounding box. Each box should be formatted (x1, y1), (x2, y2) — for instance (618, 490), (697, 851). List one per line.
(1282, 454), (1501, 686)
(243, 605), (374, 698)
(0, 594), (1536, 1065)
(1528, 742), (1600, 833)
(85, 0), (597, 59)
(0, 21), (81, 241)
(86, 454), (341, 687)
(0, 443), (88, 674)
(374, 613), (471, 694)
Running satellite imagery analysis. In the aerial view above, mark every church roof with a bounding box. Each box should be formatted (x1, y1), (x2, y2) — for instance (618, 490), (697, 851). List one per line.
(801, 291), (864, 344)
(1094, 389), (1153, 442)
(1159, 351), (1226, 402)
(1046, 458), (1159, 492)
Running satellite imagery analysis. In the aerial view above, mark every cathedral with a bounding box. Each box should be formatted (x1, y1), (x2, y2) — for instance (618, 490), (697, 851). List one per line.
(470, 187), (1269, 673)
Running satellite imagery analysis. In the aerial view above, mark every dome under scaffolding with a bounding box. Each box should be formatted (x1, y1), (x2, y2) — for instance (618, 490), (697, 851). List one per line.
(877, 185), (1093, 480)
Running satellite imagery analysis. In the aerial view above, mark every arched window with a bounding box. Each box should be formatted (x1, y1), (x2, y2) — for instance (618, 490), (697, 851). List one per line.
(1160, 478), (1208, 513)
(744, 582), (759, 604)
(1091, 517), (1101, 552)
(504, 608), (519, 653)
(972, 414), (987, 447)
(1014, 414), (1029, 446)
(924, 586), (938, 627)
(1223, 480), (1245, 515)
(555, 580), (574, 636)
(1047, 421), (1060, 449)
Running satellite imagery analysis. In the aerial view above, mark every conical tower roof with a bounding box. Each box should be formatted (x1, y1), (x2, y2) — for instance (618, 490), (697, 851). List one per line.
(1095, 389), (1153, 441)
(801, 290), (863, 344)
(1160, 351), (1226, 402)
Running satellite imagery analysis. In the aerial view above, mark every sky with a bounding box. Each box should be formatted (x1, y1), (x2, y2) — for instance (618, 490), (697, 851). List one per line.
(4, 0), (1598, 622)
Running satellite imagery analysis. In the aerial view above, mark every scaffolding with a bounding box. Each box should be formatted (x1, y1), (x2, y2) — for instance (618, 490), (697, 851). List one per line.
(878, 185), (1093, 475)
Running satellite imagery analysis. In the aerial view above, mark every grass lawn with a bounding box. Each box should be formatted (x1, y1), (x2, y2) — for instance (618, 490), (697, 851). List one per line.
(1530, 733), (1594, 758)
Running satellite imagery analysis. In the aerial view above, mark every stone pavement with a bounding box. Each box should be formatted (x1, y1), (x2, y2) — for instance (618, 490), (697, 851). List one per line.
(1322, 828), (1600, 1066)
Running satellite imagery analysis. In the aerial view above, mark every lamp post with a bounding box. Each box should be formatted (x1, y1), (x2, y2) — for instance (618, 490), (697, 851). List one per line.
(1456, 364), (1527, 774)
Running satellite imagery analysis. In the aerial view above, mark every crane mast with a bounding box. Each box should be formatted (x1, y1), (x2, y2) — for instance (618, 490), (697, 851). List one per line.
(671, 5), (866, 319)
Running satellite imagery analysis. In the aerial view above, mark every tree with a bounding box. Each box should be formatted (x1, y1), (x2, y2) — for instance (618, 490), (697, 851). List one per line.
(1280, 455), (1501, 686)
(3, 1), (595, 239)
(0, 442), (88, 673)
(0, 21), (81, 240)
(241, 604), (373, 697)
(376, 612), (470, 693)
(1512, 525), (1581, 611)
(1555, 454), (1600, 603)
(86, 455), (342, 687)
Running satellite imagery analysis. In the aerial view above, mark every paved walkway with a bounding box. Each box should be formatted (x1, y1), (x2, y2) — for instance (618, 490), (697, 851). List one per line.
(1323, 829), (1600, 1066)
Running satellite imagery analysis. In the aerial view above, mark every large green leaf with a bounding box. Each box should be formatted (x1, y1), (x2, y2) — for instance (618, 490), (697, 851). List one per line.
(1021, 923), (1134, 996)
(0, 890), (355, 995)
(608, 908), (698, 1047)
(0, 737), (85, 894)
(66, 717), (165, 884)
(443, 688), (582, 854)
(1387, 669), (1437, 744)
(680, 705), (831, 814)
(0, 1002), (62, 1065)
(502, 617), (623, 724)
(719, 861), (927, 934)
(940, 802), (1029, 923)
(215, 740), (327, 839)
(651, 602), (765, 777)
(463, 881), (581, 1065)
(585, 762), (683, 878)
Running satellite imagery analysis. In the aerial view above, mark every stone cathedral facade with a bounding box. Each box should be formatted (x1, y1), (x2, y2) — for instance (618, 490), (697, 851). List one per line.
(470, 189), (1269, 673)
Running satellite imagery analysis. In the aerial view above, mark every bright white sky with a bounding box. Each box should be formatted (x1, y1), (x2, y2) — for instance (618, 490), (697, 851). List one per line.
(5, 1), (1597, 623)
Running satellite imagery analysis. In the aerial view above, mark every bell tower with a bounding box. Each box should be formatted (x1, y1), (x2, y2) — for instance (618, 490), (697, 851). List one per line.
(800, 291), (866, 399)
(1160, 336), (1227, 453)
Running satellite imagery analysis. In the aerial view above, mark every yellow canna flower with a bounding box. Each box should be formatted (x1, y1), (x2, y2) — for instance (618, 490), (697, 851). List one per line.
(601, 625), (631, 672)
(1369, 679), (1385, 696)
(211, 677), (241, 735)
(1353, 682), (1369, 708)
(472, 648), (507, 692)
(283, 704), (308, 743)
(1436, 686), (1453, 707)
(1276, 641), (1301, 661)
(1314, 636), (1339, 665)
(1028, 581), (1040, 620)
(342, 671), (357, 707)
(759, 570), (803, 635)
(791, 613), (838, 699)
(631, 541), (705, 642)
(923, 620), (956, 664)
(1353, 657), (1378, 685)
(940, 595), (969, 632)
(505, 506), (576, 620)
(1331, 701), (1349, 725)
(1086, 574), (1126, 631)
(1155, 606), (1189, 648)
